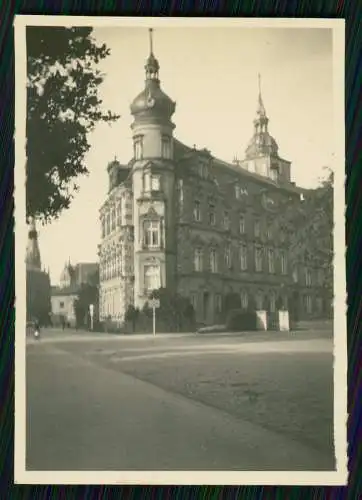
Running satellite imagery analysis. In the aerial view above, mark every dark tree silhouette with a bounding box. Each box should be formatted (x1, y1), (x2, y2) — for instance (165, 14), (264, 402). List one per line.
(26, 26), (120, 223)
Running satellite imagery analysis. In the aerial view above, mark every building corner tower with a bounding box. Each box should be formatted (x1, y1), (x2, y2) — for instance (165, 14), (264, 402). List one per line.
(130, 29), (177, 308)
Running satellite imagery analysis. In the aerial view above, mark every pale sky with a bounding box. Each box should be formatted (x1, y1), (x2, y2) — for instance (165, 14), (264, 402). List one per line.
(36, 26), (334, 285)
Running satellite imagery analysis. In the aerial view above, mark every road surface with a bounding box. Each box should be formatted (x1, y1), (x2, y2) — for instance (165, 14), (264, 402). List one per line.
(26, 331), (335, 471)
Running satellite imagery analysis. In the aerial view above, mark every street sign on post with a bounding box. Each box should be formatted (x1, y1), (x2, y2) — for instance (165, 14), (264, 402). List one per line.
(149, 299), (160, 336)
(89, 304), (94, 331)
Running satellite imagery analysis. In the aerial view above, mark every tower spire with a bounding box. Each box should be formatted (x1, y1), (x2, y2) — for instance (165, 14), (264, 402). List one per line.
(256, 73), (266, 118)
(149, 28), (154, 55)
(144, 28), (159, 82)
(26, 217), (42, 270)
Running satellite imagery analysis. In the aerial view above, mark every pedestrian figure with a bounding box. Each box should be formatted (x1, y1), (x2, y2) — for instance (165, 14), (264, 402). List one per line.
(33, 318), (41, 340)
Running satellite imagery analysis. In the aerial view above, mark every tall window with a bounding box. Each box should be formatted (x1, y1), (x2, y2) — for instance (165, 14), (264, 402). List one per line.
(280, 250), (287, 275)
(239, 215), (245, 234)
(151, 175), (161, 191)
(225, 245), (231, 269)
(190, 293), (198, 312)
(240, 290), (248, 310)
(194, 248), (203, 272)
(267, 248), (275, 274)
(305, 294), (312, 314)
(194, 200), (201, 222)
(223, 211), (230, 230)
(209, 204), (216, 226)
(134, 136), (143, 160)
(210, 249), (218, 273)
(161, 135), (172, 159)
(270, 168), (278, 182)
(292, 266), (298, 283)
(269, 291), (276, 313)
(305, 267), (312, 286)
(144, 265), (161, 293)
(143, 220), (160, 248)
(240, 244), (248, 271)
(255, 246), (263, 272)
(215, 294), (222, 313)
(235, 185), (240, 199)
(267, 224), (273, 240)
(254, 219), (261, 238)
(178, 179), (184, 204)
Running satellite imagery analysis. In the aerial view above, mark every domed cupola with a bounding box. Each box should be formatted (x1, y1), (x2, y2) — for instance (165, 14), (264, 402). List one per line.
(130, 29), (176, 123)
(245, 74), (279, 159)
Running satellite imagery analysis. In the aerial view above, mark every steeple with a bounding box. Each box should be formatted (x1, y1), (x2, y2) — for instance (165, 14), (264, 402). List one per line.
(25, 217), (41, 270)
(130, 28), (175, 122)
(254, 73), (269, 133)
(144, 28), (160, 83)
(245, 74), (278, 159)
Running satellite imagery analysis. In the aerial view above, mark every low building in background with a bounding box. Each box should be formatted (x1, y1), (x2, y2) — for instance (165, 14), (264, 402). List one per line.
(51, 262), (99, 328)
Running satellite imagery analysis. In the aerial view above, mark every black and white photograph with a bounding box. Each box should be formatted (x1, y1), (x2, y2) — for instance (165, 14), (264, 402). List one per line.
(15, 17), (346, 485)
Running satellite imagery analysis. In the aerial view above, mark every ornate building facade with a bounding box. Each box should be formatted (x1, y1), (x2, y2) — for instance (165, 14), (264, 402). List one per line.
(98, 30), (329, 326)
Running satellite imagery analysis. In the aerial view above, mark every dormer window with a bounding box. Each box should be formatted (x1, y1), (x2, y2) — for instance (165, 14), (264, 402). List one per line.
(270, 168), (278, 182)
(134, 136), (143, 160)
(161, 135), (172, 159)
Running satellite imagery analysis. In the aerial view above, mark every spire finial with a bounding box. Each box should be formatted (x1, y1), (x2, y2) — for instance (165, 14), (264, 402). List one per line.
(258, 73), (261, 96)
(149, 28), (154, 55)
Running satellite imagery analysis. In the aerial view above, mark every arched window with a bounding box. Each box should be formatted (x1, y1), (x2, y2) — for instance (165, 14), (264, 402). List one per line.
(210, 248), (218, 273)
(194, 248), (203, 272)
(240, 244), (248, 271)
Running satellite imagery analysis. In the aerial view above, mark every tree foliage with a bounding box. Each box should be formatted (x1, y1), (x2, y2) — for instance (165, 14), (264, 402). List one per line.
(73, 281), (98, 329)
(26, 27), (120, 223)
(277, 168), (334, 292)
(146, 288), (195, 332)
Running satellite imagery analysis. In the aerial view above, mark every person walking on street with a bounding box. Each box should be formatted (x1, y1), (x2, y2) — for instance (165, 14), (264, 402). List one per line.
(33, 318), (41, 340)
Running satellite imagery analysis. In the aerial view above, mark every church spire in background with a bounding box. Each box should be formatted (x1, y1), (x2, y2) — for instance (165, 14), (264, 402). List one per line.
(25, 217), (41, 270)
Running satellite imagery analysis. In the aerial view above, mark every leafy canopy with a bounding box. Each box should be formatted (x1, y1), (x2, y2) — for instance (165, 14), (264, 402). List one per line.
(26, 27), (119, 223)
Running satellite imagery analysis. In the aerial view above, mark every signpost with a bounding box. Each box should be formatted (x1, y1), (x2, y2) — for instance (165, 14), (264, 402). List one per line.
(89, 304), (94, 331)
(149, 298), (160, 336)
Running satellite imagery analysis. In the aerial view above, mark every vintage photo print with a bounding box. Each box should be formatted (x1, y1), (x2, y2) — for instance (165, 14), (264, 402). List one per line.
(14, 16), (347, 485)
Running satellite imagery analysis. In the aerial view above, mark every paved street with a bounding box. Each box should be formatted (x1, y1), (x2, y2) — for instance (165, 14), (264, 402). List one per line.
(26, 329), (335, 471)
